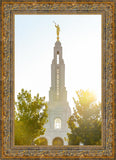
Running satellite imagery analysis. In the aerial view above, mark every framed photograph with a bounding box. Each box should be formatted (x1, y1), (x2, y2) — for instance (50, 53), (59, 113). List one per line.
(0, 1), (115, 159)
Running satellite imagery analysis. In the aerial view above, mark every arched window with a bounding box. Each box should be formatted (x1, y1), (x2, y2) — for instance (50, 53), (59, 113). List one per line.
(57, 51), (59, 64)
(54, 118), (61, 129)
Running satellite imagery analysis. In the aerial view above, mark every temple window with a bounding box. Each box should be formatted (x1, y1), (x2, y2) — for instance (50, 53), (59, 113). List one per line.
(54, 118), (61, 129)
(57, 52), (59, 64)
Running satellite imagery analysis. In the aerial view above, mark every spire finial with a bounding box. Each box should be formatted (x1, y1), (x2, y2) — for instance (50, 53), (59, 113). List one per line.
(53, 21), (60, 41)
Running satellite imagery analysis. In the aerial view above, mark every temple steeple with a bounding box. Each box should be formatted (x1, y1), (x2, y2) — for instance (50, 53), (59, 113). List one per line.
(38, 25), (71, 146)
(49, 41), (67, 103)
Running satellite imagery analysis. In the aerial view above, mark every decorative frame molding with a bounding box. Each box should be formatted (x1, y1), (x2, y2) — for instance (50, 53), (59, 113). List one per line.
(0, 1), (115, 159)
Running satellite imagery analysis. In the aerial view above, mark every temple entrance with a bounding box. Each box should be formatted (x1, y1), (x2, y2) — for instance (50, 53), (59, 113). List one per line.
(52, 137), (64, 146)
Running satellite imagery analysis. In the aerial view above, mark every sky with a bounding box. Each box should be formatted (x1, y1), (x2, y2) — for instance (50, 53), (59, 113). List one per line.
(15, 15), (101, 112)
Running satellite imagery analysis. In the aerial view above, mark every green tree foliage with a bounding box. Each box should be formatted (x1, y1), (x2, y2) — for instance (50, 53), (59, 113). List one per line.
(34, 137), (48, 145)
(67, 89), (101, 145)
(15, 89), (48, 145)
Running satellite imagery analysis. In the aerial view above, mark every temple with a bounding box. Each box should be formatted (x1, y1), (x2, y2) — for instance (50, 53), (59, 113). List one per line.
(36, 24), (71, 145)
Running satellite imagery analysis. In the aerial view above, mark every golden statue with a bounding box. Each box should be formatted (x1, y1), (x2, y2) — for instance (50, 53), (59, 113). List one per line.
(53, 21), (60, 41)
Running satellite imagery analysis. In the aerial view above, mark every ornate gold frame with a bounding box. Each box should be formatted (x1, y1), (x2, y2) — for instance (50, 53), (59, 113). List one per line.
(1, 1), (115, 159)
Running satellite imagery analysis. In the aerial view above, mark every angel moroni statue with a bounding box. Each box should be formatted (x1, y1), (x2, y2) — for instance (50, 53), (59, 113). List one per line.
(54, 21), (60, 41)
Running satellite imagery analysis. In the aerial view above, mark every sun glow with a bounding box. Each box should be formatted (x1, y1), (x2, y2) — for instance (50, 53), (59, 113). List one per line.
(15, 15), (101, 112)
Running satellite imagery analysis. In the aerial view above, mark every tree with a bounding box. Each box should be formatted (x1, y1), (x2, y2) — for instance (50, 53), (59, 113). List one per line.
(34, 137), (48, 145)
(15, 89), (48, 145)
(67, 89), (101, 145)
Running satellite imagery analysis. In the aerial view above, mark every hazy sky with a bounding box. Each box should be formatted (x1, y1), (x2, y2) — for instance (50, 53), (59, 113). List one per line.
(15, 15), (101, 112)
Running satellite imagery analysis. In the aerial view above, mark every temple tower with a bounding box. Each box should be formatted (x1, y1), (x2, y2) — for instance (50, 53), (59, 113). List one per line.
(37, 24), (71, 145)
(49, 40), (67, 103)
